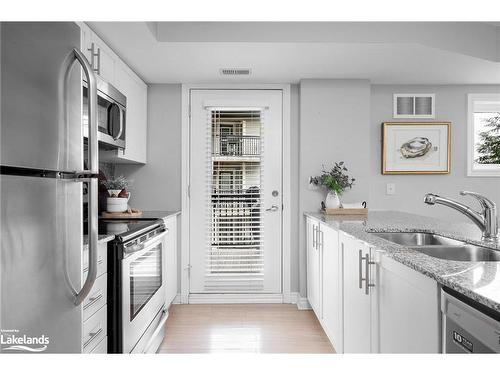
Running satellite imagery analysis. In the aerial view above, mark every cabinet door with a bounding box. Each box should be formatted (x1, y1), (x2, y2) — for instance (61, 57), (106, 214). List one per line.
(342, 233), (371, 353)
(306, 217), (321, 315)
(376, 252), (440, 353)
(112, 63), (148, 164)
(164, 216), (178, 306)
(79, 23), (114, 83)
(320, 223), (342, 352)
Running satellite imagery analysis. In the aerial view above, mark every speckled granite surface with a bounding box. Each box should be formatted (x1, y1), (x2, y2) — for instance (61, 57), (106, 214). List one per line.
(305, 210), (500, 312)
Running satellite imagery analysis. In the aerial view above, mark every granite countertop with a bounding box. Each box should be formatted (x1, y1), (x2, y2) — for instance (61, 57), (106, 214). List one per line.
(305, 210), (500, 312)
(98, 210), (181, 220)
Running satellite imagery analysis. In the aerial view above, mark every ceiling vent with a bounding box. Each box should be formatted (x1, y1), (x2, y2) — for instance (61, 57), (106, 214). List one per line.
(220, 68), (251, 76)
(393, 94), (435, 118)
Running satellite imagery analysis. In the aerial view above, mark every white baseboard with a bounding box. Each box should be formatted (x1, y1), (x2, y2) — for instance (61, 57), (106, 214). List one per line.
(188, 293), (284, 304)
(172, 294), (181, 304)
(296, 296), (312, 310)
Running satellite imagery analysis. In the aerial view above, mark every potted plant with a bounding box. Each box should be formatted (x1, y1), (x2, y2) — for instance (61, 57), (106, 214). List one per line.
(311, 162), (355, 209)
(102, 176), (132, 213)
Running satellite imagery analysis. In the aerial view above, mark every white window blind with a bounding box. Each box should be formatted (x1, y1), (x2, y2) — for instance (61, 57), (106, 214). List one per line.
(204, 109), (264, 292)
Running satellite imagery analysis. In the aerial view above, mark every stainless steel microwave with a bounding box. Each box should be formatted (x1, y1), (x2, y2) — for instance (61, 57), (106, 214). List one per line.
(83, 77), (126, 149)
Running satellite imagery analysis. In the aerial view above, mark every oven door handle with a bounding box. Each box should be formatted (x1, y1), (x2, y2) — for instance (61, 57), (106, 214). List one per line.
(142, 309), (169, 354)
(123, 230), (168, 258)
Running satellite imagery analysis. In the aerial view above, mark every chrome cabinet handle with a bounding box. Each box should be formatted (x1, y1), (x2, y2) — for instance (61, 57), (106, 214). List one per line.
(360, 250), (376, 295)
(312, 225), (317, 249)
(83, 293), (103, 310)
(72, 47), (98, 306)
(87, 43), (101, 75)
(83, 327), (103, 349)
(358, 250), (363, 289)
(319, 229), (324, 251)
(266, 205), (279, 212)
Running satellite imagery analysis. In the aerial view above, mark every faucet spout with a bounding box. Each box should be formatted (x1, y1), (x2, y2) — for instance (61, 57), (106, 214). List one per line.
(423, 192), (499, 242)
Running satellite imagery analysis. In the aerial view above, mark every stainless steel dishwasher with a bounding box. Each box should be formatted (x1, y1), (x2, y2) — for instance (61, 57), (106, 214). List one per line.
(441, 287), (500, 353)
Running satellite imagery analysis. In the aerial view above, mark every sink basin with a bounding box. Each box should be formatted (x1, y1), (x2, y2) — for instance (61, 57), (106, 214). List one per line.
(410, 245), (500, 262)
(371, 232), (464, 246)
(370, 231), (500, 261)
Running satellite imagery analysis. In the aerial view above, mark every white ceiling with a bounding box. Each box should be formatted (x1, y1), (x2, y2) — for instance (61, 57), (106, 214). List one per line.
(88, 22), (500, 85)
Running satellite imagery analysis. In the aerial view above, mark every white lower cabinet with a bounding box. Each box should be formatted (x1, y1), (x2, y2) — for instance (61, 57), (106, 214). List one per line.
(320, 223), (342, 352)
(341, 232), (373, 353)
(375, 251), (440, 353)
(164, 215), (178, 307)
(306, 217), (321, 316)
(305, 216), (441, 354)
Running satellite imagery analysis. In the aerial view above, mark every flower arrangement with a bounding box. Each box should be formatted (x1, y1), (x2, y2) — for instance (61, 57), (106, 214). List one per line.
(311, 162), (355, 195)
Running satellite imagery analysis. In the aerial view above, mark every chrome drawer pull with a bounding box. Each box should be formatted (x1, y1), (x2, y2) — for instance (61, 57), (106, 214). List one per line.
(83, 327), (103, 349)
(83, 293), (103, 310)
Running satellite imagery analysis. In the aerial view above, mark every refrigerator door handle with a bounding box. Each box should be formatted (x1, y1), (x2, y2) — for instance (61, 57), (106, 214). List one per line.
(73, 47), (99, 306)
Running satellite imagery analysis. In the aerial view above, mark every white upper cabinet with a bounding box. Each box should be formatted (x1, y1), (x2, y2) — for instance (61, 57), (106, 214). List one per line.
(78, 22), (148, 164)
(112, 62), (148, 164)
(80, 23), (115, 84)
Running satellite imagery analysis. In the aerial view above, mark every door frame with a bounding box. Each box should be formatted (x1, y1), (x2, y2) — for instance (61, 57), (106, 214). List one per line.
(180, 83), (292, 304)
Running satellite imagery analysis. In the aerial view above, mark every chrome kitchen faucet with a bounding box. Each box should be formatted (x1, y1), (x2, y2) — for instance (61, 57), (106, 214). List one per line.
(424, 191), (499, 243)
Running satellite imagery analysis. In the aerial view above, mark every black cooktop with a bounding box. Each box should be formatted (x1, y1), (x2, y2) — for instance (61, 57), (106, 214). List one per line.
(98, 218), (160, 237)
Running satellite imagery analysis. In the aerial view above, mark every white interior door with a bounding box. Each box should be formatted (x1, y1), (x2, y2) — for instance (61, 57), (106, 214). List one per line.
(189, 89), (283, 294)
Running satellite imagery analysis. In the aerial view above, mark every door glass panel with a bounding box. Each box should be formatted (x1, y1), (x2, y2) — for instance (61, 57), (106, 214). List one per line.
(208, 110), (264, 292)
(129, 243), (162, 320)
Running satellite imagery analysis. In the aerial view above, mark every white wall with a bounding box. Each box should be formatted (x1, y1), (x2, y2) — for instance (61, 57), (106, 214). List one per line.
(369, 85), (500, 222)
(298, 79), (371, 298)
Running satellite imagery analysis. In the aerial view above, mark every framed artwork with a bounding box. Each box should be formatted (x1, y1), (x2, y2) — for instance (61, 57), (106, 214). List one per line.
(382, 122), (451, 174)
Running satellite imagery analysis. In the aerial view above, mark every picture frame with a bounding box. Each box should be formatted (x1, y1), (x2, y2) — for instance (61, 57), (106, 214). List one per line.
(382, 122), (451, 174)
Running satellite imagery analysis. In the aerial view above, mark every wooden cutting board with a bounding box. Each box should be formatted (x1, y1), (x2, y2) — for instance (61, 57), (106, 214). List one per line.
(101, 210), (143, 218)
(322, 208), (368, 215)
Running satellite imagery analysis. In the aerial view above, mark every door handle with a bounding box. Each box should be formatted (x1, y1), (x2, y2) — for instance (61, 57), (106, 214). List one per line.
(265, 205), (279, 212)
(72, 47), (98, 306)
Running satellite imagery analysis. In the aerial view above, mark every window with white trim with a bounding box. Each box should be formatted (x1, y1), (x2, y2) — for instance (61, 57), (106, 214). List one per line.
(467, 93), (500, 176)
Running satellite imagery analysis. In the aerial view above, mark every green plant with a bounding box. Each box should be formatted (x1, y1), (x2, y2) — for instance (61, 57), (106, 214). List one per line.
(311, 162), (355, 195)
(476, 115), (500, 164)
(102, 175), (131, 190)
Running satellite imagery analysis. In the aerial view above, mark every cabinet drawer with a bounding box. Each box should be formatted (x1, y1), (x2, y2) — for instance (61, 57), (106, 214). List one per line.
(90, 336), (107, 354)
(83, 242), (108, 279)
(83, 273), (107, 321)
(83, 305), (107, 353)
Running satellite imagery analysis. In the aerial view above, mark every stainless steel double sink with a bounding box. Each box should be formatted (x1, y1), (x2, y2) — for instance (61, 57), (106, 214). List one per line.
(370, 232), (500, 262)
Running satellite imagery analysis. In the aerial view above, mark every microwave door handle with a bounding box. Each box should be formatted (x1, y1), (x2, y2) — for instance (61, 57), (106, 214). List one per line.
(73, 48), (99, 306)
(114, 105), (124, 141)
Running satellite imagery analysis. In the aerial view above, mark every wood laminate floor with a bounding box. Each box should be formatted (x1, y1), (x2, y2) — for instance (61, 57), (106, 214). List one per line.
(158, 304), (335, 354)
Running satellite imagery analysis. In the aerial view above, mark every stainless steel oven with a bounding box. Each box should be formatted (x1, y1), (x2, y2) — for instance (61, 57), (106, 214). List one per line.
(108, 220), (168, 353)
(83, 76), (126, 149)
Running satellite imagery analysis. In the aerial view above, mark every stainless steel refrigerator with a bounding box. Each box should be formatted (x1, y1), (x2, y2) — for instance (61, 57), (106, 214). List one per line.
(1, 22), (99, 353)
